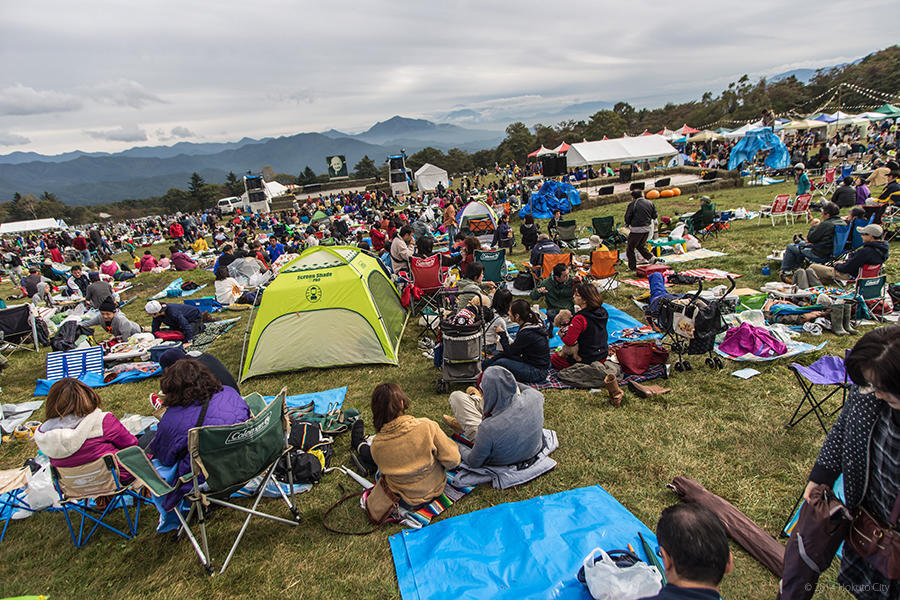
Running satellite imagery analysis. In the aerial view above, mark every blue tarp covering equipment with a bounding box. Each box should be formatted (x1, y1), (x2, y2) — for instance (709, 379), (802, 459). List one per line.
(727, 127), (790, 171)
(519, 180), (582, 220)
(390, 484), (660, 600)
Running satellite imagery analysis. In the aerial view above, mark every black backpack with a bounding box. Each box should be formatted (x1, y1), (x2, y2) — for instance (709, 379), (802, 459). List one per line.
(275, 421), (333, 485)
(513, 271), (534, 291)
(50, 321), (94, 352)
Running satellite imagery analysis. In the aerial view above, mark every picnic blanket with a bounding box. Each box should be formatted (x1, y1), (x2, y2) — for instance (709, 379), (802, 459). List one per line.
(528, 363), (667, 391)
(624, 268), (741, 289)
(514, 304), (661, 348)
(34, 362), (161, 396)
(189, 317), (240, 353)
(398, 474), (476, 529)
(452, 429), (558, 489)
(715, 340), (828, 362)
(149, 277), (208, 300)
(660, 249), (727, 264)
(263, 386), (346, 414)
(390, 484), (660, 600)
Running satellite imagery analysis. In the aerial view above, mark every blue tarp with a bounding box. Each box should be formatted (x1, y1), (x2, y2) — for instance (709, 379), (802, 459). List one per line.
(34, 365), (162, 396)
(263, 386), (346, 413)
(513, 304), (662, 349)
(390, 484), (660, 600)
(727, 127), (790, 171)
(519, 181), (581, 220)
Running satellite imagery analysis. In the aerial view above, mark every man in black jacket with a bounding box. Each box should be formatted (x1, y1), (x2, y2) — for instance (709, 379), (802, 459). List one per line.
(808, 223), (889, 283)
(624, 190), (658, 271)
(830, 176), (856, 208)
(780, 202), (844, 278)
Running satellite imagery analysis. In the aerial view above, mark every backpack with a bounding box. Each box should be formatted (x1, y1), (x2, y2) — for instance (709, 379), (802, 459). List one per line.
(50, 321), (94, 352)
(275, 421), (333, 485)
(513, 271), (534, 291)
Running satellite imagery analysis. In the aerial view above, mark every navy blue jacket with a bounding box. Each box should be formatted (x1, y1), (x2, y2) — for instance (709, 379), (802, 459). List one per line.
(152, 303), (203, 341)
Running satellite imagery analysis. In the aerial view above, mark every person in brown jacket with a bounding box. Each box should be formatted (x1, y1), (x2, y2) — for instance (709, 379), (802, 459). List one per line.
(366, 383), (460, 507)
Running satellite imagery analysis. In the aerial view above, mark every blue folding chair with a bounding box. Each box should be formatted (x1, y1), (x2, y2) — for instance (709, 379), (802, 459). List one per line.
(51, 454), (152, 547)
(825, 224), (852, 264)
(849, 215), (875, 250)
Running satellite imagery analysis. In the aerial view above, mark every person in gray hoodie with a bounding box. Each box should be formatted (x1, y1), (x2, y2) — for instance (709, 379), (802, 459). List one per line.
(451, 366), (544, 468)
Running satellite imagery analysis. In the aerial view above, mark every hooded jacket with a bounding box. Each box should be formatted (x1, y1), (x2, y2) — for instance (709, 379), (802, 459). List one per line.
(497, 323), (551, 371)
(460, 367), (544, 468)
(139, 254), (158, 272)
(835, 240), (889, 275)
(805, 216), (844, 258)
(34, 409), (138, 470)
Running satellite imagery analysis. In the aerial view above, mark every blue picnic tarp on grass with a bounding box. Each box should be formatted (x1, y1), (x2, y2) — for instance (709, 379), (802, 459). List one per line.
(390, 484), (660, 600)
(34, 364), (162, 396)
(514, 304), (661, 349)
(263, 386), (346, 414)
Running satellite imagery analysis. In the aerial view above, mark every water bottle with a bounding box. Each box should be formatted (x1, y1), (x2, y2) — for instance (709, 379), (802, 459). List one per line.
(762, 264), (770, 277)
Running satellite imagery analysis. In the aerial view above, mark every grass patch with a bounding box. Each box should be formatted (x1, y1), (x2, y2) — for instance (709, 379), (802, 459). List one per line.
(0, 182), (884, 599)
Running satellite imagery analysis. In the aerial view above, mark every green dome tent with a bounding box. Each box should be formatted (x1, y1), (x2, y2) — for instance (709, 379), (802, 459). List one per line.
(240, 246), (408, 380)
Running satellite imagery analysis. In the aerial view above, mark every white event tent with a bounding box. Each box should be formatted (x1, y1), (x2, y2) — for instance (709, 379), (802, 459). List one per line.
(414, 163), (449, 191)
(0, 218), (69, 235)
(565, 135), (678, 168)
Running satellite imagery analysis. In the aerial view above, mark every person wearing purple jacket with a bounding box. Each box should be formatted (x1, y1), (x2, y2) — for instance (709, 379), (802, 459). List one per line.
(149, 359), (250, 515)
(34, 379), (138, 479)
(169, 245), (198, 271)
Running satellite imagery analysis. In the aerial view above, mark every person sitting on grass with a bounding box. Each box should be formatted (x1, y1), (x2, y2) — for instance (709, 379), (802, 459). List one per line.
(34, 378), (139, 482)
(483, 299), (550, 384)
(82, 297), (142, 339)
(85, 271), (116, 309)
(551, 281), (609, 371)
(349, 383), (460, 509)
(443, 366), (544, 468)
(148, 359), (249, 532)
(639, 503), (733, 600)
(169, 246), (198, 271)
(145, 300), (207, 345)
(530, 262), (574, 337)
(65, 264), (89, 297)
(779, 202), (844, 281)
(214, 265), (261, 306)
(139, 250), (158, 272)
(99, 253), (135, 281)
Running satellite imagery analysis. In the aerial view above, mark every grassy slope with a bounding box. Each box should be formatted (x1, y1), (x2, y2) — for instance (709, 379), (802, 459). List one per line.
(1, 181), (884, 599)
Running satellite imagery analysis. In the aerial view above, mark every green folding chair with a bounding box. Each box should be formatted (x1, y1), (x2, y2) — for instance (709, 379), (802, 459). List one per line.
(117, 390), (300, 575)
(474, 248), (507, 285)
(590, 216), (626, 248)
(556, 219), (579, 248)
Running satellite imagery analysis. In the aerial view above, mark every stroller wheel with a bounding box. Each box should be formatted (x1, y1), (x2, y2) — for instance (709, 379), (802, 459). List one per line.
(714, 356), (724, 369)
(683, 361), (692, 371)
(706, 357), (716, 369)
(434, 378), (445, 394)
(674, 361), (684, 372)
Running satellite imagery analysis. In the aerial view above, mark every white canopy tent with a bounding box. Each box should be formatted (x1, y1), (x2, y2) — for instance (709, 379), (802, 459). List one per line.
(566, 135), (678, 168)
(855, 111), (890, 121)
(0, 218), (69, 235)
(723, 121), (765, 139)
(414, 163), (449, 191)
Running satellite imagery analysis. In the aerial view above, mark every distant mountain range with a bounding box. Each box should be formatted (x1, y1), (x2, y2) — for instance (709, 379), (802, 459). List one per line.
(0, 117), (503, 206)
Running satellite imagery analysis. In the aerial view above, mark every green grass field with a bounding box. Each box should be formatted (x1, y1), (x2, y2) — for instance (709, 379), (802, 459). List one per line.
(1, 181), (888, 599)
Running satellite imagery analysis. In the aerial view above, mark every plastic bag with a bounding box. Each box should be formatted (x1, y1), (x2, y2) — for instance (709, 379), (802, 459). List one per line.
(582, 548), (662, 600)
(24, 465), (61, 511)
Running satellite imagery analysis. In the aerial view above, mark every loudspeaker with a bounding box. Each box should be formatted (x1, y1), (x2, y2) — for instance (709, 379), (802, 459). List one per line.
(389, 156), (405, 170)
(618, 166), (632, 183)
(541, 156), (567, 177)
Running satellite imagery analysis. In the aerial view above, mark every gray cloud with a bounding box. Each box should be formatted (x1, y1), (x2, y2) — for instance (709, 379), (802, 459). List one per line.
(170, 125), (195, 138)
(85, 124), (147, 142)
(83, 79), (164, 108)
(0, 131), (31, 146)
(0, 83), (82, 116)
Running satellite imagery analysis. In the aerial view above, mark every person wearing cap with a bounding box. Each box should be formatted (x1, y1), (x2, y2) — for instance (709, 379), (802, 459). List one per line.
(794, 163), (811, 196)
(145, 300), (205, 344)
(876, 168), (900, 204)
(780, 201), (844, 279)
(84, 271), (116, 309)
(158, 347), (238, 393)
(808, 223), (889, 284)
(82, 297), (142, 339)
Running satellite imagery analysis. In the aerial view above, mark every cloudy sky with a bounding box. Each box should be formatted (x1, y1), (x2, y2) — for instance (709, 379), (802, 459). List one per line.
(2, 0), (898, 154)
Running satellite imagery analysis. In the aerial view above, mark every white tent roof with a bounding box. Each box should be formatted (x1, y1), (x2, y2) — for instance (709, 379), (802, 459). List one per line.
(566, 135), (677, 168)
(535, 146), (556, 157)
(265, 181), (288, 197)
(0, 218), (69, 235)
(855, 111), (890, 121)
(414, 163), (449, 192)
(723, 121), (764, 139)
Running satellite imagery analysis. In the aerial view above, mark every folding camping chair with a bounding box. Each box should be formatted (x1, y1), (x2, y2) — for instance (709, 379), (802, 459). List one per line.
(0, 467), (34, 543)
(465, 217), (493, 237)
(589, 250), (619, 292)
(409, 254), (447, 339)
(538, 252), (572, 280)
(849, 215), (875, 250)
(46, 346), (104, 381)
(811, 168), (837, 199)
(687, 203), (717, 240)
(714, 210), (733, 234)
(0, 305), (39, 356)
(758, 194), (790, 226)
(51, 454), (152, 547)
(474, 249), (507, 285)
(825, 224), (852, 264)
(786, 354), (849, 432)
(116, 391), (300, 575)
(855, 264), (888, 321)
(590, 216), (626, 248)
(787, 194), (812, 224)
(555, 219), (578, 249)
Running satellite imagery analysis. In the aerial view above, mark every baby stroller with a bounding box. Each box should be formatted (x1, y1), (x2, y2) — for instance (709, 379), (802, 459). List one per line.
(652, 277), (735, 372)
(434, 306), (485, 394)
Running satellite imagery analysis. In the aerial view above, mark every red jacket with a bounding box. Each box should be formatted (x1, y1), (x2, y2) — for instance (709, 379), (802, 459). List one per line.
(370, 227), (388, 251)
(168, 223), (184, 238)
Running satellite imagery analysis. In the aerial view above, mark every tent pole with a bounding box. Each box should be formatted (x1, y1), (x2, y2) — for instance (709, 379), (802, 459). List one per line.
(238, 296), (261, 378)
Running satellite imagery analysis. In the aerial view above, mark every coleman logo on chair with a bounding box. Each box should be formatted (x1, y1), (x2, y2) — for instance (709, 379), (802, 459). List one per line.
(225, 414), (272, 444)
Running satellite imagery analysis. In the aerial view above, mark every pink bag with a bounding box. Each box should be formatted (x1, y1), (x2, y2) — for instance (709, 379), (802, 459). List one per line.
(718, 323), (786, 358)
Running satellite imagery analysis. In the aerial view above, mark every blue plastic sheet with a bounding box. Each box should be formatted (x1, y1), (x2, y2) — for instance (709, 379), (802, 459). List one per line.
(514, 304), (661, 349)
(727, 127), (790, 171)
(390, 484), (659, 600)
(34, 364), (162, 396)
(263, 386), (346, 414)
(519, 181), (581, 220)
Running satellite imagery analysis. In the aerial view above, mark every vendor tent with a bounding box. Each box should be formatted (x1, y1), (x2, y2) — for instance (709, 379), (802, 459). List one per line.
(781, 119), (828, 131)
(874, 104), (900, 117)
(812, 113), (837, 123)
(727, 127), (790, 171)
(552, 142), (571, 154)
(855, 111), (890, 121)
(657, 128), (677, 139)
(675, 124), (700, 136)
(240, 246), (407, 380)
(0, 218), (68, 235)
(687, 130), (724, 142)
(724, 121), (764, 139)
(566, 135), (677, 168)
(527, 146), (549, 158)
(414, 163), (449, 191)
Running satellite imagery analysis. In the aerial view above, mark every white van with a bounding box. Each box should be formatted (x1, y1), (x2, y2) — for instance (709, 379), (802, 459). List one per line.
(217, 196), (242, 214)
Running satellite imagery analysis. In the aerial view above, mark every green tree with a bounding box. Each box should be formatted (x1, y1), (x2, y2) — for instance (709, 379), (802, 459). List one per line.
(298, 166), (317, 185)
(225, 171), (242, 196)
(445, 148), (473, 175)
(494, 122), (535, 165)
(353, 155), (379, 179)
(584, 110), (627, 140)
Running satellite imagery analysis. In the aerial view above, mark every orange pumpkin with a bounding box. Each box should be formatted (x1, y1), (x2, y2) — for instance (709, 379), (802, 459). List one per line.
(671, 187), (681, 196)
(660, 189), (674, 198)
(646, 189), (661, 200)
